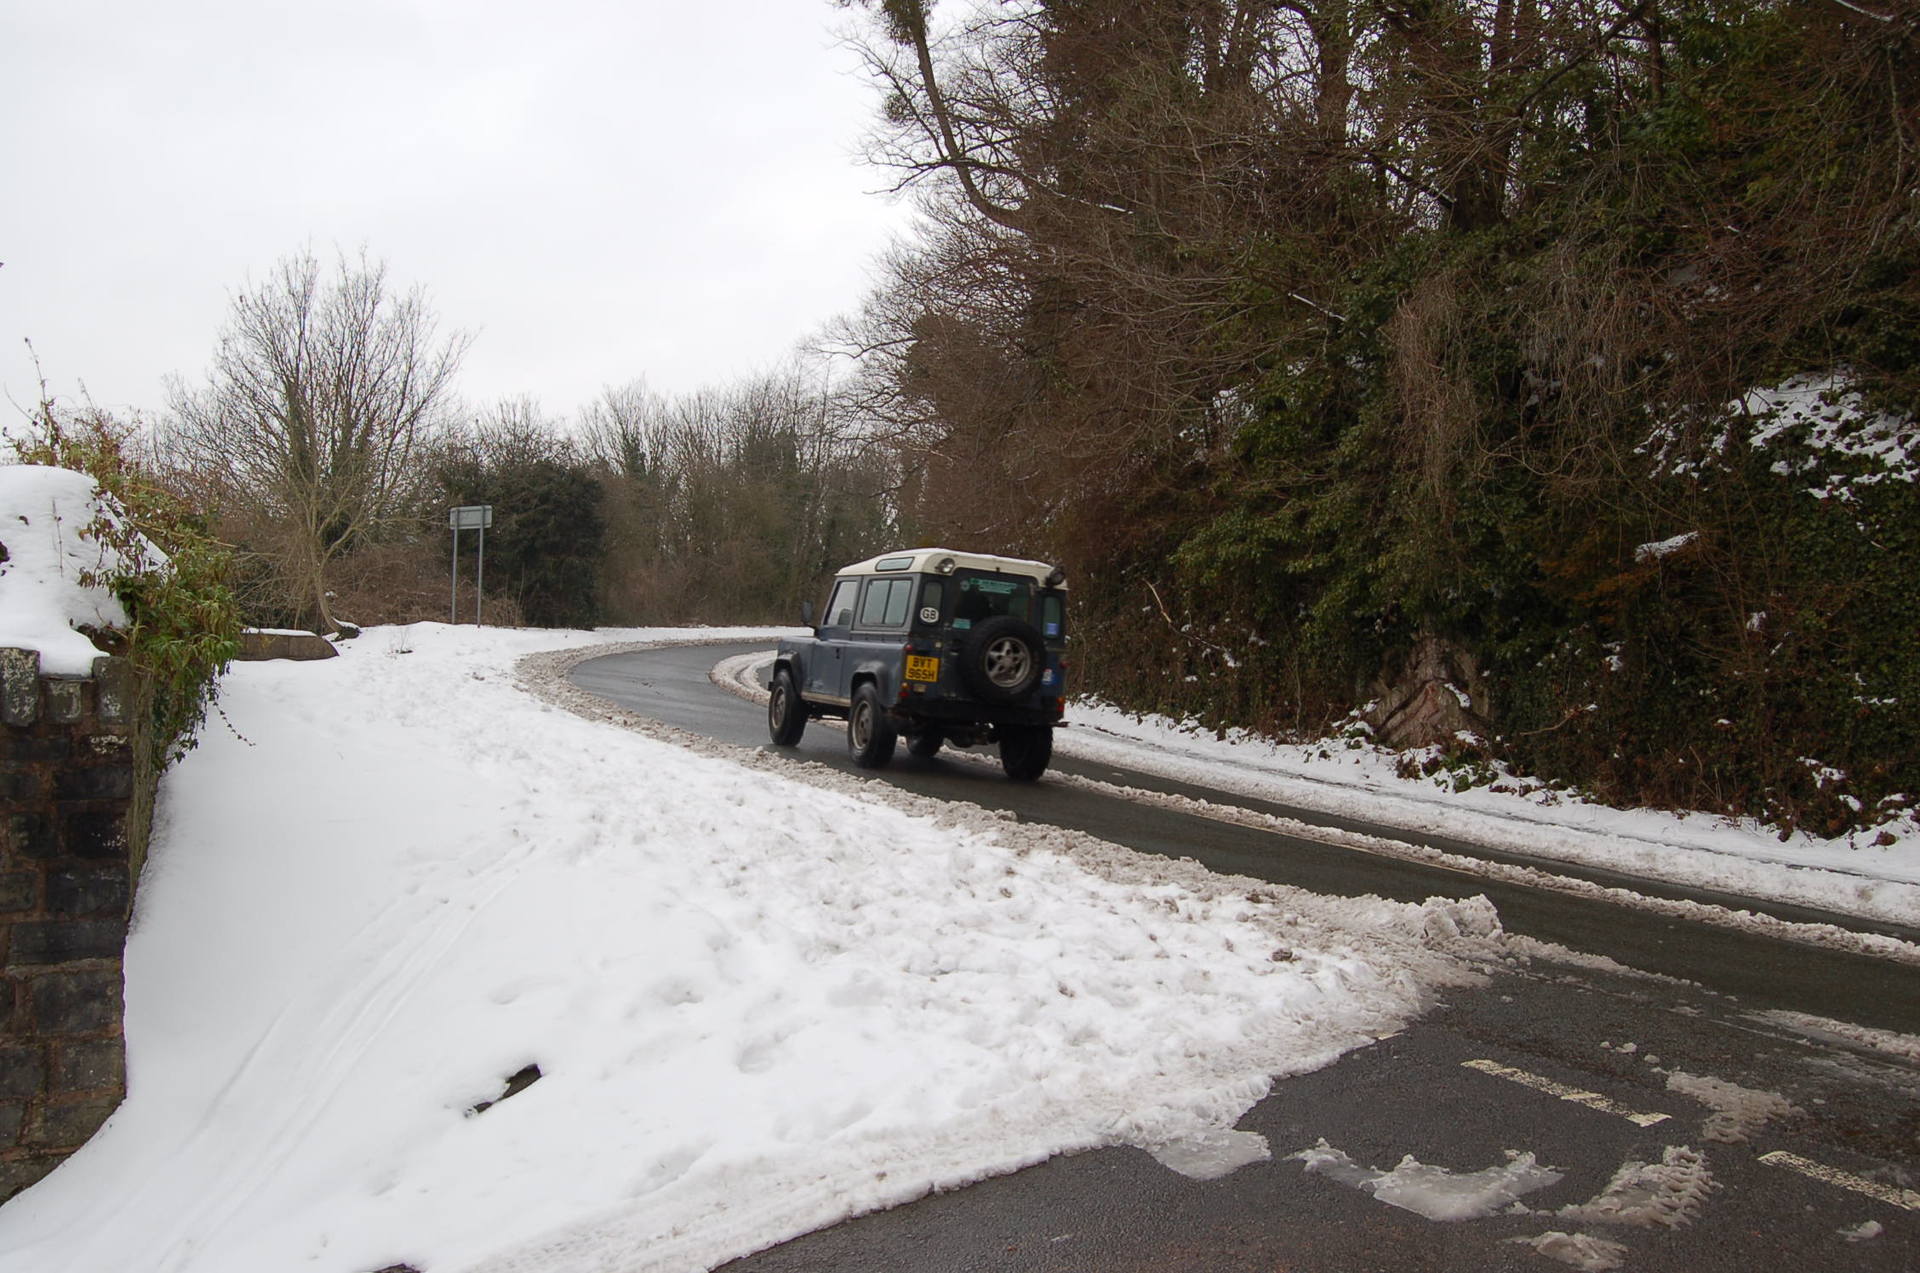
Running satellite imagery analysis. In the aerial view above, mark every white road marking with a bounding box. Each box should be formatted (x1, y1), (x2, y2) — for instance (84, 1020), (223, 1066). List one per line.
(1759, 1150), (1920, 1211)
(1462, 1059), (1672, 1127)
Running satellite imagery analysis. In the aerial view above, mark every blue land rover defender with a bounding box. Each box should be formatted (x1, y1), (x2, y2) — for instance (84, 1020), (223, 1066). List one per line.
(768, 549), (1067, 780)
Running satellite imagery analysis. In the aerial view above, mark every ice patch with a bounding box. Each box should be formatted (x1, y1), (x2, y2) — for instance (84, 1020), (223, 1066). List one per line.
(1840, 1219), (1884, 1242)
(1139, 1127), (1272, 1180)
(1748, 1010), (1920, 1065)
(1664, 1072), (1798, 1143)
(1290, 1140), (1563, 1221)
(1557, 1146), (1715, 1229)
(1510, 1230), (1630, 1270)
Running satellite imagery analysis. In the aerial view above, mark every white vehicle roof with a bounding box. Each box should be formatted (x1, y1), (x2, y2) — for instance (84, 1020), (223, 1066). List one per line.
(835, 548), (1064, 588)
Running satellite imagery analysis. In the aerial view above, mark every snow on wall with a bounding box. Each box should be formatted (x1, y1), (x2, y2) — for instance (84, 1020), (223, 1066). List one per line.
(0, 466), (157, 677)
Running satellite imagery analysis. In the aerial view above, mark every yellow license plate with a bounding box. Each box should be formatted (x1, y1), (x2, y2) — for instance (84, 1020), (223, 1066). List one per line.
(905, 655), (941, 682)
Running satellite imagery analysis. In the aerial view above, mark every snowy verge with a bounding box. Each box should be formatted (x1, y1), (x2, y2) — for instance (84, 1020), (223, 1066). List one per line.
(0, 623), (1508, 1273)
(1063, 701), (1920, 923)
(708, 652), (1920, 935)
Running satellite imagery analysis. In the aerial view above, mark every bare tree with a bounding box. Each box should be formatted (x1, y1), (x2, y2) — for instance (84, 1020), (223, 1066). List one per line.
(163, 248), (469, 631)
(578, 379), (677, 484)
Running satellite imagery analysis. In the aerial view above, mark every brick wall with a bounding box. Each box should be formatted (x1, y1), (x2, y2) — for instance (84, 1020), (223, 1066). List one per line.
(0, 647), (139, 1202)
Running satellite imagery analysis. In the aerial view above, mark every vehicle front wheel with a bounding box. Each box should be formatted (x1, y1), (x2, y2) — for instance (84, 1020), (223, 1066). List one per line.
(999, 723), (1053, 781)
(907, 728), (944, 758)
(847, 683), (898, 769)
(768, 668), (806, 746)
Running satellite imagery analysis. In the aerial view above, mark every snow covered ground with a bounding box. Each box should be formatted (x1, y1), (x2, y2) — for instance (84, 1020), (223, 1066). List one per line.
(1, 463), (1913, 1269)
(0, 623), (1512, 1273)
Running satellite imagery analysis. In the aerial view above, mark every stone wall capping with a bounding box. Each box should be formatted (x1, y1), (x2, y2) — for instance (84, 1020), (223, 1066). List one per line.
(94, 657), (134, 725)
(1, 649), (41, 727)
(45, 680), (87, 725)
(237, 629), (338, 661)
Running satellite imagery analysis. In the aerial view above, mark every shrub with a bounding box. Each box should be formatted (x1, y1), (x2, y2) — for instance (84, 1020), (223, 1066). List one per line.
(10, 404), (241, 858)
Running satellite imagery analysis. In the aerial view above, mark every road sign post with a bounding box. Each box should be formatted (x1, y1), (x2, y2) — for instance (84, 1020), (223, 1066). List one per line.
(449, 505), (494, 625)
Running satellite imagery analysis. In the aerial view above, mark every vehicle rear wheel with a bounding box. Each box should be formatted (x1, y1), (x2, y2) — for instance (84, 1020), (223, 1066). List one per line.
(847, 683), (898, 769)
(907, 728), (944, 758)
(999, 723), (1052, 781)
(767, 668), (806, 746)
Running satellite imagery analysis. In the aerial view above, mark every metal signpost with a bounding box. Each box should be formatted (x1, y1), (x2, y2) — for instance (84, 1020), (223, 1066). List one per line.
(449, 505), (494, 625)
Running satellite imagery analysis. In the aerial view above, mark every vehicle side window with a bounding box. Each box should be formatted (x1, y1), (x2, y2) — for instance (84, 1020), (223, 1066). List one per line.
(858, 577), (913, 628)
(824, 580), (859, 629)
(882, 578), (913, 626)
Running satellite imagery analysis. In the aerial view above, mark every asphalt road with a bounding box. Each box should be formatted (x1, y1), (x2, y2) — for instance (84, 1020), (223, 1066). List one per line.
(569, 644), (1920, 1272)
(571, 644), (1920, 1034)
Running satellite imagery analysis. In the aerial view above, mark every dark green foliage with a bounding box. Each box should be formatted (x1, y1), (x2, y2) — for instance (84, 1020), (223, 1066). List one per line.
(437, 448), (606, 630)
(853, 0), (1920, 835)
(10, 407), (242, 865)
(11, 409), (240, 771)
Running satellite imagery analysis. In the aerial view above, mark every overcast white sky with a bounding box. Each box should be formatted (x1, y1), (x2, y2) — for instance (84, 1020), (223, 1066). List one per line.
(0, 0), (914, 425)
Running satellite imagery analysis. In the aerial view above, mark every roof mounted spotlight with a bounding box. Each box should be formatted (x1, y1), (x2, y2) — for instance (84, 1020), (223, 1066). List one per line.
(935, 555), (957, 575)
(1044, 566), (1066, 588)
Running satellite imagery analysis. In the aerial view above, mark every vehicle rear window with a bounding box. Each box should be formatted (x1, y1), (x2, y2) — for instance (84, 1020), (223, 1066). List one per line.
(952, 575), (1032, 629)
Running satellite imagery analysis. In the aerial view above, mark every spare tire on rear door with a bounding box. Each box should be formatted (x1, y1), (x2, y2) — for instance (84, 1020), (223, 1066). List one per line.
(959, 614), (1044, 704)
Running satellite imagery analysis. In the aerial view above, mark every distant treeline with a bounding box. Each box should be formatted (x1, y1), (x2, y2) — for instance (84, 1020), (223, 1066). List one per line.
(17, 251), (894, 642)
(156, 358), (897, 636)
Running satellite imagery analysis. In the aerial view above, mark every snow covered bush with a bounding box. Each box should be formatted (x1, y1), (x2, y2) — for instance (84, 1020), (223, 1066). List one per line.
(1537, 374), (1920, 839)
(6, 407), (241, 848)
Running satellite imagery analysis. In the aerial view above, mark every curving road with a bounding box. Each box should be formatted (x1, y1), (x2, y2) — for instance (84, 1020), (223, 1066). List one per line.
(570, 643), (1920, 1273)
(572, 643), (1919, 1034)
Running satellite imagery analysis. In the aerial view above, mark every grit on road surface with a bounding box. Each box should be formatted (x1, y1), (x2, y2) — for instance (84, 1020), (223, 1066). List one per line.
(566, 644), (1920, 1273)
